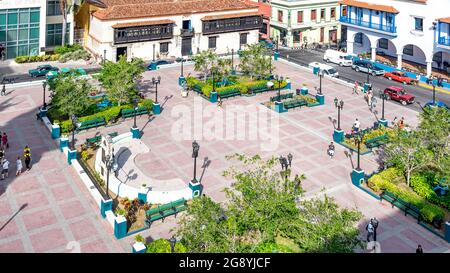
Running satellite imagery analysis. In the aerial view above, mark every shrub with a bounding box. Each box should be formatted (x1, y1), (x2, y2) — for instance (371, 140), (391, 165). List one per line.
(368, 169), (446, 224)
(145, 239), (187, 253)
(134, 235), (145, 243)
(54, 44), (83, 55)
(410, 174), (436, 199)
(115, 208), (126, 216)
(15, 54), (60, 63)
(81, 150), (91, 161)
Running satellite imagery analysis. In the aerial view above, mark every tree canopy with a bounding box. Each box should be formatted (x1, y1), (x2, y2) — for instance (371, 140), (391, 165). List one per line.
(96, 55), (145, 106)
(176, 154), (363, 253)
(239, 44), (274, 80)
(49, 70), (91, 118)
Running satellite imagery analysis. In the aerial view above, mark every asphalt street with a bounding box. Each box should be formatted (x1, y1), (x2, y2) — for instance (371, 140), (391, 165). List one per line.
(278, 48), (450, 112)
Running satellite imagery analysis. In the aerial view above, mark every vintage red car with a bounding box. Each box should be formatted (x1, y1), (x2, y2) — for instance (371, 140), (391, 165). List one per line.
(384, 70), (417, 85)
(384, 86), (415, 105)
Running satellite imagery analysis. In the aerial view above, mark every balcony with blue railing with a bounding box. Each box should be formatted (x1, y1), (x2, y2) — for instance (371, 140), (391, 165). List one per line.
(438, 37), (450, 47)
(340, 16), (396, 34)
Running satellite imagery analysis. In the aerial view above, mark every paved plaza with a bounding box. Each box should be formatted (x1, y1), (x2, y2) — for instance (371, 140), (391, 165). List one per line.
(0, 60), (449, 253)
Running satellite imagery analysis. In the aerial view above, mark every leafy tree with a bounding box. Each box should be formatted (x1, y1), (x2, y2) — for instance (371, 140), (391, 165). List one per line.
(417, 107), (450, 166)
(49, 70), (91, 119)
(384, 130), (432, 186)
(176, 154), (362, 253)
(192, 49), (219, 82)
(96, 55), (144, 106)
(239, 44), (274, 80)
(59, 0), (84, 46)
(145, 239), (187, 253)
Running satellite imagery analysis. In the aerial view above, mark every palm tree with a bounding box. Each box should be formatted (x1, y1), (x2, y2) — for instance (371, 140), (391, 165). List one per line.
(60, 0), (85, 46)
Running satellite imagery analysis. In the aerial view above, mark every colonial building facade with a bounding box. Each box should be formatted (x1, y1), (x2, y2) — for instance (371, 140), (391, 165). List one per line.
(340, 0), (450, 76)
(0, 0), (74, 59)
(270, 0), (342, 48)
(81, 0), (262, 62)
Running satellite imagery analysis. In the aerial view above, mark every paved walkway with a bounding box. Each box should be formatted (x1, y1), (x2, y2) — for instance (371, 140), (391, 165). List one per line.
(0, 85), (124, 253)
(1, 59), (449, 253)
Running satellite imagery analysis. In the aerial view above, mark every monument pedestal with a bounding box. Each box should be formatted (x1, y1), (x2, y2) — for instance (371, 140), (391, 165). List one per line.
(189, 180), (203, 197)
(351, 169), (365, 187)
(333, 129), (344, 143)
(153, 103), (161, 115)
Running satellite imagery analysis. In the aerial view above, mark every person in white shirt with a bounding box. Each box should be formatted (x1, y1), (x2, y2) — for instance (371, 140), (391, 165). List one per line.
(1, 158), (9, 180)
(353, 118), (360, 133)
(366, 221), (374, 242)
(16, 156), (22, 176)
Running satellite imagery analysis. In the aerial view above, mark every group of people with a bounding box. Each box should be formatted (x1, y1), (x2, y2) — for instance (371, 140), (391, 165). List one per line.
(426, 74), (446, 87)
(392, 116), (405, 129)
(0, 131), (32, 180)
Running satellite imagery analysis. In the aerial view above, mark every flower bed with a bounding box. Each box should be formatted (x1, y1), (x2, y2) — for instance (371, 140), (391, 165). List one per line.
(186, 76), (287, 98)
(340, 125), (395, 153)
(367, 168), (448, 229)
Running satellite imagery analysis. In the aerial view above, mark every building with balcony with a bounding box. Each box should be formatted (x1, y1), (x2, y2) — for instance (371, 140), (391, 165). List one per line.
(0, 0), (75, 59)
(245, 0), (272, 40)
(81, 0), (262, 62)
(340, 0), (450, 77)
(270, 0), (342, 48)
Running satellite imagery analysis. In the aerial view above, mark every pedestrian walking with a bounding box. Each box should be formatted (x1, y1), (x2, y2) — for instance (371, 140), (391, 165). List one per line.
(367, 89), (373, 107)
(1, 84), (5, 96)
(327, 141), (335, 159)
(2, 132), (8, 149)
(1, 158), (9, 180)
(294, 174), (302, 191)
(371, 217), (379, 241)
(0, 148), (4, 162)
(366, 220), (375, 242)
(16, 156), (22, 176)
(353, 81), (360, 94)
(353, 118), (360, 133)
(416, 245), (423, 253)
(399, 117), (405, 130)
(217, 96), (223, 107)
(24, 146), (31, 171)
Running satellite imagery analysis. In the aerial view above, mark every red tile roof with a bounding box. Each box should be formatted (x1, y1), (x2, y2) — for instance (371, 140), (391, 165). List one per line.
(439, 17), (450, 24)
(92, 0), (258, 21)
(339, 0), (399, 14)
(201, 11), (262, 21)
(112, 19), (175, 28)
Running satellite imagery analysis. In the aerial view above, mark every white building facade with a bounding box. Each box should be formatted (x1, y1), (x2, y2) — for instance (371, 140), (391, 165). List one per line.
(85, 0), (262, 62)
(270, 0), (342, 48)
(0, 0), (74, 59)
(340, 0), (450, 76)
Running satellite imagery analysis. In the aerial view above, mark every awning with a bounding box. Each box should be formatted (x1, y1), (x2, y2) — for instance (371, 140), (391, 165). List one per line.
(439, 17), (450, 24)
(339, 0), (399, 14)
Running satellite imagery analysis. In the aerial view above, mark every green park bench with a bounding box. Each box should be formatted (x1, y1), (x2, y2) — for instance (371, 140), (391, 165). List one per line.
(85, 132), (118, 147)
(270, 93), (293, 102)
(78, 117), (106, 131)
(249, 86), (270, 94)
(365, 135), (389, 149)
(192, 84), (203, 95)
(145, 198), (187, 224)
(283, 99), (307, 110)
(218, 89), (241, 99)
(380, 190), (421, 223)
(121, 106), (149, 119)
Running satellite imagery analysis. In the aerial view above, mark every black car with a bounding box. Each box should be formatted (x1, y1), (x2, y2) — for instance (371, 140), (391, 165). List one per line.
(351, 60), (384, 76)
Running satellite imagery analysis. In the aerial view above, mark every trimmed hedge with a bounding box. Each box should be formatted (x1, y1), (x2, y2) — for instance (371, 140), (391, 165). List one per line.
(54, 44), (84, 55)
(52, 99), (153, 134)
(145, 239), (187, 253)
(368, 168), (445, 224)
(15, 54), (60, 63)
(186, 76), (287, 98)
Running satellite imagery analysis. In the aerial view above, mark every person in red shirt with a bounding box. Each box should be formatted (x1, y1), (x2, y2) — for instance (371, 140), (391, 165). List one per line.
(1, 132), (7, 149)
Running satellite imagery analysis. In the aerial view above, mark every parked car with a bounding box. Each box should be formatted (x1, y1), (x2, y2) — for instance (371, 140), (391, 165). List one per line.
(28, 65), (59, 77)
(147, 60), (171, 70)
(384, 70), (417, 85)
(351, 60), (384, 76)
(323, 49), (353, 66)
(46, 67), (87, 80)
(384, 86), (415, 105)
(424, 101), (450, 110)
(308, 62), (339, 77)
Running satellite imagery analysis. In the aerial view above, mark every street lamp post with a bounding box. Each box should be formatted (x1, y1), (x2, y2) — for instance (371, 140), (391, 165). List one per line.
(192, 141), (200, 183)
(152, 76), (161, 103)
(180, 58), (184, 77)
(105, 152), (115, 198)
(334, 97), (344, 131)
(168, 236), (177, 253)
(274, 75), (284, 102)
(42, 81), (47, 109)
(231, 48), (234, 72)
(318, 70), (323, 95)
(355, 132), (362, 171)
(133, 98), (138, 129)
(71, 114), (78, 150)
(432, 83), (436, 105)
(379, 91), (387, 121)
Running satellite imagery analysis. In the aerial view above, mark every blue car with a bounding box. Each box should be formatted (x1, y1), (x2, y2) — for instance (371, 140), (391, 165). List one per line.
(424, 101), (450, 110)
(147, 60), (170, 70)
